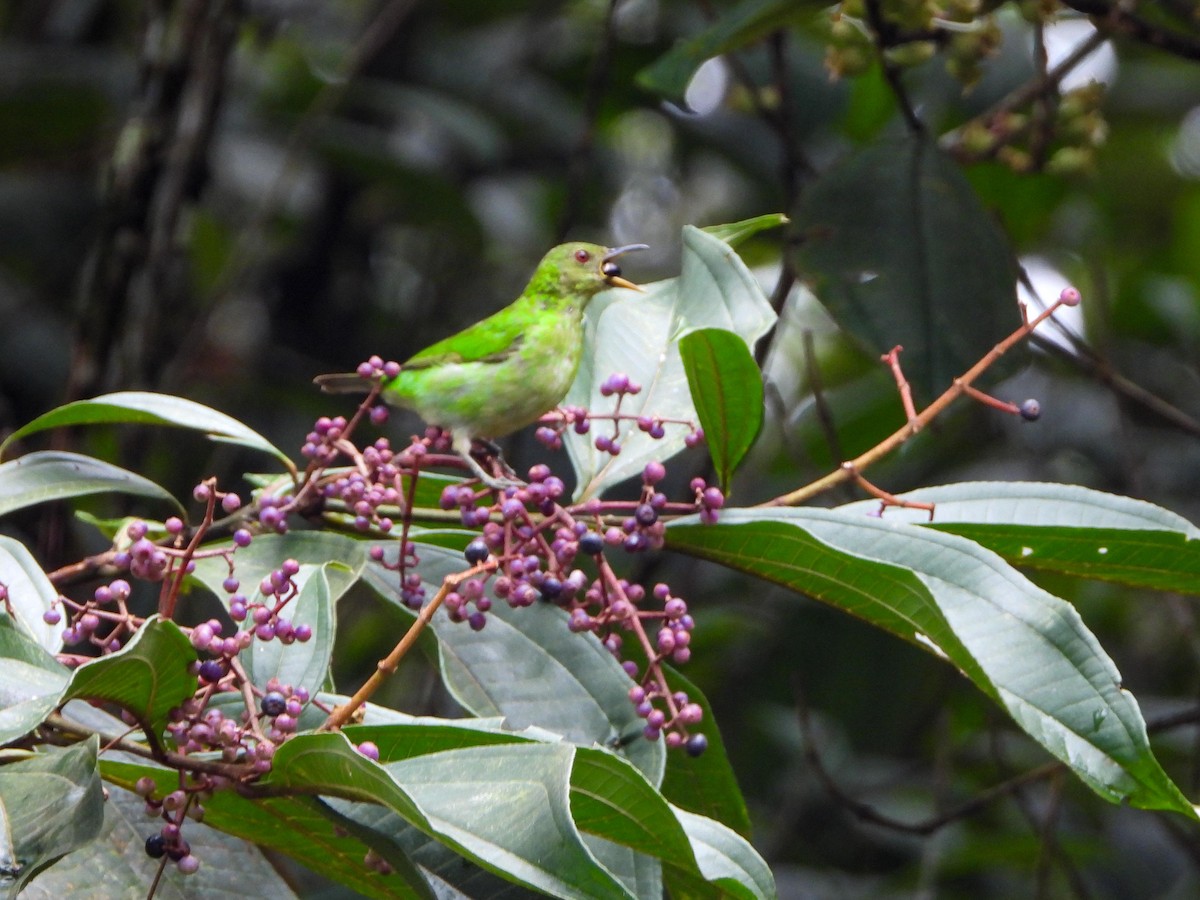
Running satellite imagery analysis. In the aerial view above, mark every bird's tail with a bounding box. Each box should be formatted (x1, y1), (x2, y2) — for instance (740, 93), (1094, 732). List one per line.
(313, 372), (373, 394)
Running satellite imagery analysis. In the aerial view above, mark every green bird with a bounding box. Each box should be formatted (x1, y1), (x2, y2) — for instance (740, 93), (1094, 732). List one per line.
(315, 242), (646, 485)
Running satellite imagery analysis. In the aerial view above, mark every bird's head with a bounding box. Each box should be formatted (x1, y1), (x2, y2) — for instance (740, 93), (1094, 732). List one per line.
(545, 241), (648, 299)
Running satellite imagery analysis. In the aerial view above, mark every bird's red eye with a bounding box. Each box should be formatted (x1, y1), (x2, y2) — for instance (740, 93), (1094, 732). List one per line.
(574, 249), (591, 264)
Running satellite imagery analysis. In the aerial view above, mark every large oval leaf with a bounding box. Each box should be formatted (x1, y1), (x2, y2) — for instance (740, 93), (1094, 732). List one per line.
(0, 739), (104, 896)
(101, 758), (429, 900)
(361, 541), (666, 784)
(794, 135), (1018, 400)
(0, 536), (62, 653)
(273, 734), (632, 899)
(63, 616), (197, 735)
(839, 481), (1200, 592)
(0, 617), (69, 745)
(667, 508), (1197, 818)
(1, 392), (291, 468)
(680, 328), (764, 494)
(0, 451), (180, 518)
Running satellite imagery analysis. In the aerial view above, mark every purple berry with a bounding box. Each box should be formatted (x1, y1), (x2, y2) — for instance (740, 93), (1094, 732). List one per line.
(685, 733), (708, 757)
(635, 503), (657, 526)
(198, 660), (225, 684)
(464, 539), (489, 565)
(357, 741), (380, 761)
(261, 692), (287, 717)
(177, 854), (200, 875)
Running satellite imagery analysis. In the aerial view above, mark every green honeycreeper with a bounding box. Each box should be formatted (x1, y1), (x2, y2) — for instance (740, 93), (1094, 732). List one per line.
(315, 242), (646, 485)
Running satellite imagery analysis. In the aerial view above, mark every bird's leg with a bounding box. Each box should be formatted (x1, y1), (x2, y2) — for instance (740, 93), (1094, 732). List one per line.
(450, 431), (523, 490)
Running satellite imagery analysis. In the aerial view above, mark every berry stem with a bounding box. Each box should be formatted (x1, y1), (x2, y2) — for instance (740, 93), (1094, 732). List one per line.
(319, 560), (497, 732)
(764, 294), (1073, 507)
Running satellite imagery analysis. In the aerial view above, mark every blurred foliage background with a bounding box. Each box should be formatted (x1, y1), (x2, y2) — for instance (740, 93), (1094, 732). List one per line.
(3, 0), (1200, 896)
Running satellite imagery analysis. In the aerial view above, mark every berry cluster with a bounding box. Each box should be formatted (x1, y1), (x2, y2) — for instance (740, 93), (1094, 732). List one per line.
(135, 776), (204, 875)
(391, 455), (723, 748)
(224, 558), (315, 645)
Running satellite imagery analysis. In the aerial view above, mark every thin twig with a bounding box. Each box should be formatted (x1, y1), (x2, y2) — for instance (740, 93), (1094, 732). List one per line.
(320, 560), (496, 731)
(1061, 0), (1200, 61)
(763, 293), (1073, 507)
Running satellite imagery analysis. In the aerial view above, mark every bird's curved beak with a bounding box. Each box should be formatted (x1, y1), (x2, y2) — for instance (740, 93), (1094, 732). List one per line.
(601, 244), (649, 292)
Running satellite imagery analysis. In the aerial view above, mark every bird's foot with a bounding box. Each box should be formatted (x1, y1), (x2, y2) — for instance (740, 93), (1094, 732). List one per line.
(464, 440), (524, 492)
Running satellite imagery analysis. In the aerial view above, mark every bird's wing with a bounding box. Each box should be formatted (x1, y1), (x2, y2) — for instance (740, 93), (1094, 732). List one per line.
(400, 308), (527, 370)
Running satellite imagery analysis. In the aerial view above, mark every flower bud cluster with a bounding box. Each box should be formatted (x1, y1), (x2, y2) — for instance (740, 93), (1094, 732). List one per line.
(823, 0), (1002, 87)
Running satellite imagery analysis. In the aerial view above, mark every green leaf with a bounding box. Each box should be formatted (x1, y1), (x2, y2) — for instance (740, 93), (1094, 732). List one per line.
(191, 533), (365, 701)
(667, 509), (1198, 818)
(0, 536), (61, 653)
(0, 451), (180, 518)
(362, 543), (666, 783)
(657, 667), (752, 839)
(840, 482), (1200, 593)
(794, 134), (1018, 400)
(271, 734), (632, 898)
(701, 214), (788, 248)
(63, 616), (196, 736)
(680, 328), (764, 493)
(101, 759), (428, 899)
(0, 738), (105, 897)
(566, 225), (776, 500)
(0, 617), (69, 746)
(22, 780), (298, 898)
(636, 0), (809, 107)
(0, 392), (291, 469)
(673, 804), (776, 900)
(327, 723), (771, 899)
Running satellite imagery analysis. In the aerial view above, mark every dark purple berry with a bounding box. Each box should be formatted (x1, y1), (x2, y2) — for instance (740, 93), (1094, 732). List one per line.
(166, 839), (191, 862)
(145, 835), (166, 858)
(198, 660), (225, 684)
(635, 503), (658, 526)
(464, 539), (489, 565)
(261, 691), (287, 717)
(685, 734), (708, 757)
(578, 532), (604, 555)
(539, 577), (563, 600)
